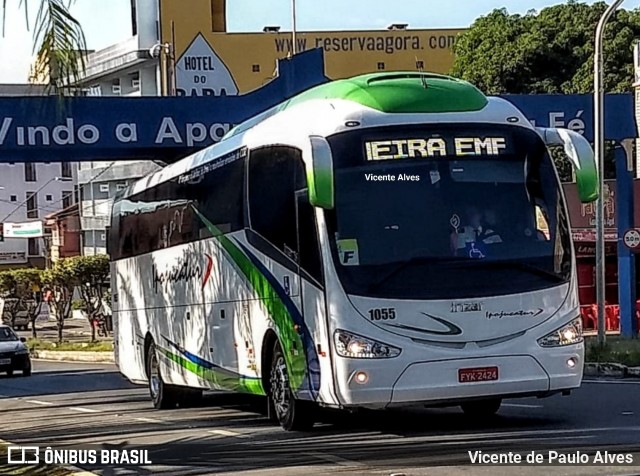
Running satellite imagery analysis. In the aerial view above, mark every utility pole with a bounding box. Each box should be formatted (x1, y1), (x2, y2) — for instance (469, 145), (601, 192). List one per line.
(594, 0), (624, 346)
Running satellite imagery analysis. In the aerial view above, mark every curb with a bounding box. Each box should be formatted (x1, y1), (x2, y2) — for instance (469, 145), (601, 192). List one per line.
(0, 438), (98, 476)
(31, 350), (114, 364)
(584, 362), (640, 379)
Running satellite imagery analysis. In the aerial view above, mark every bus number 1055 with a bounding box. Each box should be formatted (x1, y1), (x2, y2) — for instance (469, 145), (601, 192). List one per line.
(368, 308), (397, 321)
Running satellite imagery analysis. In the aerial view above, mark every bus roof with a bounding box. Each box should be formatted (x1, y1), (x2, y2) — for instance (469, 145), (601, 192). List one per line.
(225, 72), (488, 140)
(124, 73), (528, 198)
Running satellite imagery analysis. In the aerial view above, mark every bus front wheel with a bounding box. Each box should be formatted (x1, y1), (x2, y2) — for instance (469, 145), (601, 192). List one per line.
(269, 341), (314, 431)
(147, 342), (181, 409)
(460, 398), (502, 417)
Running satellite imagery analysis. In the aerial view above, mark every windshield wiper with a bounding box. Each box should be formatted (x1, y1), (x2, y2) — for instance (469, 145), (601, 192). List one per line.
(464, 260), (566, 283)
(367, 256), (470, 293)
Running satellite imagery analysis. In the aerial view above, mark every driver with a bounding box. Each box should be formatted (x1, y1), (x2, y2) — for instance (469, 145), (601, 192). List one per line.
(451, 206), (503, 256)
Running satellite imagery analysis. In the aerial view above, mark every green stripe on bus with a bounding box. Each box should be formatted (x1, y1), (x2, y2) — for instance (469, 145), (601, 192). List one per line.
(159, 346), (265, 395)
(191, 206), (308, 393)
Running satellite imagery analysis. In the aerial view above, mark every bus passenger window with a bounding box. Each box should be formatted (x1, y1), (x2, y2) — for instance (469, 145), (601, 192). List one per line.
(249, 147), (305, 258)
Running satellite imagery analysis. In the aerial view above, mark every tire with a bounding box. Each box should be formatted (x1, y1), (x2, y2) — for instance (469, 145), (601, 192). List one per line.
(147, 342), (181, 409)
(22, 365), (31, 377)
(460, 398), (502, 417)
(269, 340), (315, 431)
(6, 370), (14, 377)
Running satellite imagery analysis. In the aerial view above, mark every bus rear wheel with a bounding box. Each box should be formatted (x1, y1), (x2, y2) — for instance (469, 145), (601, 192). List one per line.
(460, 398), (502, 417)
(269, 341), (314, 431)
(147, 342), (181, 409)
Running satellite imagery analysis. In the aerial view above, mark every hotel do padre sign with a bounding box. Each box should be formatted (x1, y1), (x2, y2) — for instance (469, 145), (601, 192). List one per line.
(623, 229), (640, 251)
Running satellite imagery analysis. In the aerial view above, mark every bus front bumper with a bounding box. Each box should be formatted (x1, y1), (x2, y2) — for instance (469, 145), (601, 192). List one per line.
(335, 350), (583, 409)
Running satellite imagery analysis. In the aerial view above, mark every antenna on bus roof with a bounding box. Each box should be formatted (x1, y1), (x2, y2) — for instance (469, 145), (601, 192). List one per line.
(416, 56), (429, 89)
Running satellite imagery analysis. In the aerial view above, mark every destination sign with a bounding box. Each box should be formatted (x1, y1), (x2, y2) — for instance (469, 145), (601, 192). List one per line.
(365, 137), (508, 161)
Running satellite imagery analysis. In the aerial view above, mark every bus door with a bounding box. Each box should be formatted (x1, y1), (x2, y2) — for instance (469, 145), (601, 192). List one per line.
(295, 190), (326, 398)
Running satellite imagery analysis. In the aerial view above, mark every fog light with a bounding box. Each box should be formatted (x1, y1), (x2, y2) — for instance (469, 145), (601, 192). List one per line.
(354, 371), (368, 384)
(567, 358), (577, 368)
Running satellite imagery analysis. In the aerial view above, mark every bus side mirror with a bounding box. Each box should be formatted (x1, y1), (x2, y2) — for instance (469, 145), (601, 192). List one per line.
(308, 136), (335, 209)
(536, 127), (598, 203)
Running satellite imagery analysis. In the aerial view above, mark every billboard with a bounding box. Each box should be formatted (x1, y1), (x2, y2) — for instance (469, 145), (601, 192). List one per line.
(4, 221), (45, 239)
(159, 0), (463, 96)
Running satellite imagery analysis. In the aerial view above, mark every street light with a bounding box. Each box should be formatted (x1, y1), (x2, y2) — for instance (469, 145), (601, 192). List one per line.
(594, 0), (624, 346)
(1, 176), (73, 223)
(291, 0), (298, 55)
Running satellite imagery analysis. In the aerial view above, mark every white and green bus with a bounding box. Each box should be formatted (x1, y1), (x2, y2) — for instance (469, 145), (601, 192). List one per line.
(109, 72), (598, 431)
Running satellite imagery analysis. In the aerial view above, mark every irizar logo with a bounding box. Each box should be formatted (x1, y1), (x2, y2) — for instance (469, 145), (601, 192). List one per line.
(152, 254), (213, 293)
(451, 301), (483, 313)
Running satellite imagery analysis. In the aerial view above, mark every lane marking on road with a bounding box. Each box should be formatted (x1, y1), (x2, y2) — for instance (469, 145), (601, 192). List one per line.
(584, 379), (640, 385)
(208, 429), (248, 438)
(70, 406), (101, 413)
(622, 411), (634, 416)
(25, 399), (53, 406)
(502, 403), (543, 409)
(135, 417), (170, 425)
(304, 451), (366, 468)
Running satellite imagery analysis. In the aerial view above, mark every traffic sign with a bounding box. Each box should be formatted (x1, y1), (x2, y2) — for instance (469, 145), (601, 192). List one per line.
(623, 228), (640, 250)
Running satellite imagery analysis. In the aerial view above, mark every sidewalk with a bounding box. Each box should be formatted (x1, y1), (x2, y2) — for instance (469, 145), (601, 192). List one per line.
(14, 314), (112, 343)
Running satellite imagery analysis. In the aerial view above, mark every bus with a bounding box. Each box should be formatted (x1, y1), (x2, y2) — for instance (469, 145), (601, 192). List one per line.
(109, 72), (598, 431)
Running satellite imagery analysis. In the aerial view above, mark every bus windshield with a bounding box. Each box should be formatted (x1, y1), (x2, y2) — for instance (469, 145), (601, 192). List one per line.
(325, 123), (571, 299)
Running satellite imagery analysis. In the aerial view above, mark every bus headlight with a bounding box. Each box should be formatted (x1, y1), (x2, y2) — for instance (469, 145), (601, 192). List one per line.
(334, 330), (401, 359)
(537, 318), (583, 347)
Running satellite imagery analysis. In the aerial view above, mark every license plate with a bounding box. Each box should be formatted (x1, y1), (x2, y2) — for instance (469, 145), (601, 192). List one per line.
(0, 358), (11, 366)
(458, 366), (498, 383)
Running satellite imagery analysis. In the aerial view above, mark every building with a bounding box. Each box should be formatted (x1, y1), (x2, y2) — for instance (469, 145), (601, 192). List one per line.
(564, 180), (640, 308)
(0, 85), (77, 270)
(43, 203), (81, 266)
(67, 0), (164, 255)
(159, 0), (462, 97)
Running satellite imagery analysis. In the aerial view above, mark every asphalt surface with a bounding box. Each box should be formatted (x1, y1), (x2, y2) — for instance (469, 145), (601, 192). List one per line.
(1, 361), (640, 476)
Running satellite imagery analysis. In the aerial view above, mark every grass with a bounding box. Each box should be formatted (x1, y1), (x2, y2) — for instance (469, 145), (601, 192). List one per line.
(585, 336), (640, 367)
(0, 444), (72, 475)
(26, 339), (113, 352)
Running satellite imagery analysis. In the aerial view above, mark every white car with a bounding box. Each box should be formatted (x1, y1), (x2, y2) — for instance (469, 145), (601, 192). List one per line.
(0, 325), (32, 377)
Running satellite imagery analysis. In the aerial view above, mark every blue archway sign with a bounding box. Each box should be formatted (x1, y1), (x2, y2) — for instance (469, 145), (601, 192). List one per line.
(0, 48), (636, 163)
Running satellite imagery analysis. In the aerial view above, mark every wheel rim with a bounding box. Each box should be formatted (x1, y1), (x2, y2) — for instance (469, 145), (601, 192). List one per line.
(149, 353), (160, 399)
(270, 355), (290, 419)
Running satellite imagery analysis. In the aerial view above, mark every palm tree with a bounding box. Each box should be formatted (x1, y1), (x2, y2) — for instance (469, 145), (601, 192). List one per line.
(2, 0), (87, 91)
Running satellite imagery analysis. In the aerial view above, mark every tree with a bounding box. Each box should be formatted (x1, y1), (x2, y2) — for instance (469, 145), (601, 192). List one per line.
(0, 271), (21, 329)
(451, 1), (640, 94)
(42, 260), (76, 343)
(0, 269), (43, 337)
(71, 255), (110, 342)
(12, 269), (44, 338)
(451, 1), (633, 180)
(2, 0), (87, 91)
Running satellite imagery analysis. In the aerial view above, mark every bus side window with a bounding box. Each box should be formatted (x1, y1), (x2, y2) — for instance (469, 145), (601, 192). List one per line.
(248, 146), (304, 259)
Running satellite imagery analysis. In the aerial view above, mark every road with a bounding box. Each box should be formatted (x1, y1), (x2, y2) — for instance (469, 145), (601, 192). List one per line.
(1, 361), (640, 476)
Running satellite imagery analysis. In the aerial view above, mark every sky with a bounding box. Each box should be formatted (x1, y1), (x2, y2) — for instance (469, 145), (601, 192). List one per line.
(2, 0), (640, 82)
